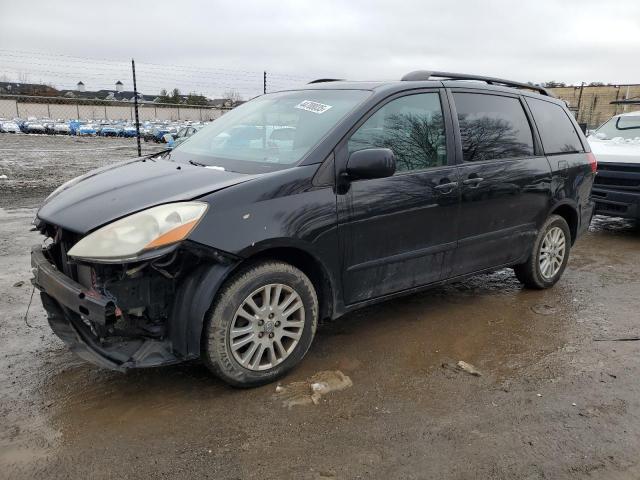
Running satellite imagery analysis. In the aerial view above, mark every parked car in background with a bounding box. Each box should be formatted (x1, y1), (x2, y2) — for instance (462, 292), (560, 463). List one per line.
(589, 110), (640, 222)
(98, 124), (122, 137)
(21, 121), (46, 134)
(121, 125), (139, 137)
(0, 120), (20, 133)
(31, 71), (595, 387)
(144, 126), (173, 143)
(166, 124), (204, 148)
(53, 123), (71, 135)
(77, 124), (98, 136)
(44, 121), (56, 135)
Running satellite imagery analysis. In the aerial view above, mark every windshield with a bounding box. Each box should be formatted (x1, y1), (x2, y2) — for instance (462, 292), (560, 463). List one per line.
(170, 89), (370, 173)
(595, 115), (640, 140)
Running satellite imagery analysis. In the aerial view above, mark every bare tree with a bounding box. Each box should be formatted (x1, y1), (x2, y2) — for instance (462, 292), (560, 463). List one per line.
(222, 89), (243, 104)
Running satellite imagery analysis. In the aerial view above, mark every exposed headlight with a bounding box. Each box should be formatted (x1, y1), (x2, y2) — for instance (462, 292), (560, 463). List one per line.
(67, 202), (208, 263)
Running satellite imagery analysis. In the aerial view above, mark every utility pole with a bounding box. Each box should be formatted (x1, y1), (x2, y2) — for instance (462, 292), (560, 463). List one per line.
(264, 71), (267, 95)
(576, 82), (585, 124)
(132, 59), (142, 157)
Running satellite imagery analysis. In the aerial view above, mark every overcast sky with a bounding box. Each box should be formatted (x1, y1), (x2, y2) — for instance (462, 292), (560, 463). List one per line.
(1, 0), (639, 98)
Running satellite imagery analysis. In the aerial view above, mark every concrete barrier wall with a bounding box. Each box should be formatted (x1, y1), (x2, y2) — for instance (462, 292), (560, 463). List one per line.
(0, 98), (225, 122)
(549, 85), (640, 129)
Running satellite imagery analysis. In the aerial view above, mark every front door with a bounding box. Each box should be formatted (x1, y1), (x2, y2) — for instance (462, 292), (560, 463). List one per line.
(337, 91), (460, 305)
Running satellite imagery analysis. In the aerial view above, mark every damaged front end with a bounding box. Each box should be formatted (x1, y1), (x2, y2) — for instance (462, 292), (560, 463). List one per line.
(31, 224), (238, 371)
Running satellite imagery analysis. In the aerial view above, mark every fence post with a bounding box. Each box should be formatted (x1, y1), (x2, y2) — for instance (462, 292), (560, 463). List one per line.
(131, 58), (142, 157)
(264, 71), (267, 94)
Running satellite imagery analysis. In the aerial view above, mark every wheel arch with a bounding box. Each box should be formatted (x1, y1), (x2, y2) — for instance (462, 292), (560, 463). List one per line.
(549, 202), (579, 245)
(233, 245), (336, 324)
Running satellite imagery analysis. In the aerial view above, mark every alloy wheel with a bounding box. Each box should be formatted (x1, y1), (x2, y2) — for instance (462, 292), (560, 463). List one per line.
(229, 283), (305, 371)
(539, 226), (566, 280)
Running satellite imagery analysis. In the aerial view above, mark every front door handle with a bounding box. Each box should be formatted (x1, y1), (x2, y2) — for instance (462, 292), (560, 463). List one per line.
(434, 181), (458, 193)
(462, 177), (484, 186)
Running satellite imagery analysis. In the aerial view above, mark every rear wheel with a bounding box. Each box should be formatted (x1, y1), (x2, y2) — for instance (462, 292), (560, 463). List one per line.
(202, 261), (318, 387)
(514, 214), (571, 289)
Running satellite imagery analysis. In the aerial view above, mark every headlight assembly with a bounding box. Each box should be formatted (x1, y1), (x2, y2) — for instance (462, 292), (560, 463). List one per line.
(67, 202), (208, 263)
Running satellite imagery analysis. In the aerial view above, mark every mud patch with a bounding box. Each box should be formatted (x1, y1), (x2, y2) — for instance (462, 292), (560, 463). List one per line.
(274, 370), (353, 408)
(531, 303), (558, 316)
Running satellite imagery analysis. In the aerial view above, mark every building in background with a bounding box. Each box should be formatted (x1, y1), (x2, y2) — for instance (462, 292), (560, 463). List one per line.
(549, 84), (640, 129)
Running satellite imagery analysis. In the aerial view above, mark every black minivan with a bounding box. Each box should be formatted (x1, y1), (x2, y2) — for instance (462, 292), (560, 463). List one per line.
(32, 71), (596, 387)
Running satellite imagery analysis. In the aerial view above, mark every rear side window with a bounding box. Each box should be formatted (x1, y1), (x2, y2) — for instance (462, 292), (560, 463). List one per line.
(453, 93), (534, 162)
(526, 97), (584, 154)
(348, 92), (447, 173)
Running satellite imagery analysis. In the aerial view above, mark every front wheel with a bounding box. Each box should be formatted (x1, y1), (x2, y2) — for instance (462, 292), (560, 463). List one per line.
(514, 214), (571, 289)
(202, 261), (318, 388)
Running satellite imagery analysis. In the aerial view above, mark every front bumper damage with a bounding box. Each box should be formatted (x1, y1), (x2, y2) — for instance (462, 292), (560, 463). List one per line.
(32, 245), (179, 370)
(31, 241), (238, 371)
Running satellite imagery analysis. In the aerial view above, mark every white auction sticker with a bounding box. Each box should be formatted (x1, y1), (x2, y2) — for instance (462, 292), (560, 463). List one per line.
(295, 100), (333, 114)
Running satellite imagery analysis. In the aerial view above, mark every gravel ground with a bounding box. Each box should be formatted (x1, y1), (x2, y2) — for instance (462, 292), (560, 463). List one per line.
(0, 134), (163, 206)
(1, 134), (640, 479)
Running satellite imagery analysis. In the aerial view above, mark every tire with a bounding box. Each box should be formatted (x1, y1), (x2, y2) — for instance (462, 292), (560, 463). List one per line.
(514, 214), (571, 289)
(202, 261), (318, 388)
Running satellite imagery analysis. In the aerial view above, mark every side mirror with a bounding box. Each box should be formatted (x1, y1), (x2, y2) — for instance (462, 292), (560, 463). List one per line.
(346, 148), (396, 180)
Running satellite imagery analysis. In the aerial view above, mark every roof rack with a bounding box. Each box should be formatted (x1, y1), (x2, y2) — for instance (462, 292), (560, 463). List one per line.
(308, 78), (344, 84)
(401, 70), (553, 97)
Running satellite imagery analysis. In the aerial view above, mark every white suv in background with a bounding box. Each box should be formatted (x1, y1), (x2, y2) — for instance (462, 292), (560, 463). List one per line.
(589, 111), (640, 221)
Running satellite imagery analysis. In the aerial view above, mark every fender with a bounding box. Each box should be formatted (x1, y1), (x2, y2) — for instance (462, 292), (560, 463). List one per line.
(169, 261), (239, 359)
(236, 237), (343, 321)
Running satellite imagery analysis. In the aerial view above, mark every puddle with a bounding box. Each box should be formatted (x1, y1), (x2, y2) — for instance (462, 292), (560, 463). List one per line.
(274, 370), (353, 408)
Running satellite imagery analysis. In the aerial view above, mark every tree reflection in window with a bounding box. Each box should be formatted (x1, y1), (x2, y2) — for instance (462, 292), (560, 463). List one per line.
(348, 93), (446, 173)
(454, 93), (534, 162)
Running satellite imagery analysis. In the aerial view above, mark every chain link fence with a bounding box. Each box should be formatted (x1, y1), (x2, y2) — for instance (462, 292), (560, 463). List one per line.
(0, 94), (228, 122)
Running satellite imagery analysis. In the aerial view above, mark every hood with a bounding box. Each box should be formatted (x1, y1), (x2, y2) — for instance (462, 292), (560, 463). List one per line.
(37, 157), (253, 234)
(588, 136), (640, 165)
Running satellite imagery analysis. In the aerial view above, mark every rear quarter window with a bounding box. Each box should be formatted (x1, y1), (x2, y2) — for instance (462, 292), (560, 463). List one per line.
(526, 97), (584, 155)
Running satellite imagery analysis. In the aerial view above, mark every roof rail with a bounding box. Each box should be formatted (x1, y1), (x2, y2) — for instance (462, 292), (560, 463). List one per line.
(308, 78), (344, 84)
(401, 70), (553, 97)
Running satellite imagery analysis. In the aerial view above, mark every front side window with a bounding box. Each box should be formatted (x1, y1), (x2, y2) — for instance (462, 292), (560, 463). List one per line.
(526, 97), (584, 154)
(170, 89), (370, 173)
(348, 93), (447, 173)
(454, 93), (535, 162)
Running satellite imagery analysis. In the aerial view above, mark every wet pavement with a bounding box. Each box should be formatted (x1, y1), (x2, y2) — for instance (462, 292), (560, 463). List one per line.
(1, 136), (640, 479)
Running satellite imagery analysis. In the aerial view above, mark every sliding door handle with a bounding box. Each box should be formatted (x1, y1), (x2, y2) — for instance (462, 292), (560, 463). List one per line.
(462, 177), (484, 186)
(434, 181), (458, 193)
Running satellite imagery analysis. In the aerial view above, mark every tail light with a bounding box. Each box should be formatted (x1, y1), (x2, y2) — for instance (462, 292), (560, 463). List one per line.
(587, 152), (597, 173)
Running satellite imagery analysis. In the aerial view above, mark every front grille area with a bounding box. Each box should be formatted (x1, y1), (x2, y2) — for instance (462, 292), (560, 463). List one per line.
(594, 176), (640, 189)
(594, 163), (640, 192)
(595, 202), (627, 213)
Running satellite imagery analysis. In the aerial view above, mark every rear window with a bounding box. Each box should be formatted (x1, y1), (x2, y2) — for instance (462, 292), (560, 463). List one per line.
(453, 93), (534, 162)
(526, 98), (584, 155)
